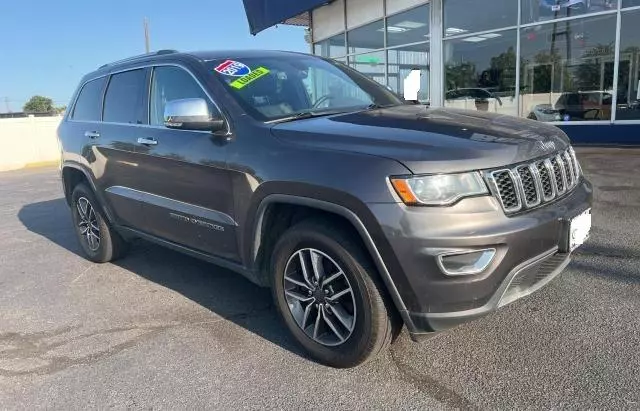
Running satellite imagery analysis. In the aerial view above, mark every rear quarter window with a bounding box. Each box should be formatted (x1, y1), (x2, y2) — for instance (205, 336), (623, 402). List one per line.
(71, 77), (106, 121)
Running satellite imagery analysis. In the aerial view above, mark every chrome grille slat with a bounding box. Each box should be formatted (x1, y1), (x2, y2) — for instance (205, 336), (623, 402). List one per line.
(562, 151), (575, 187)
(487, 148), (581, 214)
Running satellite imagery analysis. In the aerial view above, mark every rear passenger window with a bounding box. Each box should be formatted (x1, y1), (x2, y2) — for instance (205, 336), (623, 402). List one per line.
(103, 69), (148, 124)
(72, 77), (106, 121)
(150, 66), (216, 126)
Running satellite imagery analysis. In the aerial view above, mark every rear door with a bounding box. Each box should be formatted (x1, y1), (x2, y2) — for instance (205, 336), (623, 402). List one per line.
(97, 68), (151, 229)
(133, 65), (238, 261)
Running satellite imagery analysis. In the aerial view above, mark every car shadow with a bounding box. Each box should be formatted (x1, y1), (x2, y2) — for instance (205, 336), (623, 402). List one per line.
(18, 198), (308, 360)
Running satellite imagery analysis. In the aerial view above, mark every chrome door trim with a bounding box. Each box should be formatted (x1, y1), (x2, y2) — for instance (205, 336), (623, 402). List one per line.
(105, 186), (237, 227)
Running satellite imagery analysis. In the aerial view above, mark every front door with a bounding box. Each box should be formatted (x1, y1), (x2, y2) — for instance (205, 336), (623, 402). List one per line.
(134, 65), (238, 261)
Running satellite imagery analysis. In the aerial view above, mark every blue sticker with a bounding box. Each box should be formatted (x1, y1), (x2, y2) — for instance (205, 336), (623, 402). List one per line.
(563, 114), (571, 121)
(214, 60), (251, 77)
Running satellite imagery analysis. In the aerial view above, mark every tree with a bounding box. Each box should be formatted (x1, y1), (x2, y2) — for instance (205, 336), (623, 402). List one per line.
(23, 95), (54, 113)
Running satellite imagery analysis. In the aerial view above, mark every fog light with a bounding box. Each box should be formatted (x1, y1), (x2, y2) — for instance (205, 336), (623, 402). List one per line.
(437, 249), (496, 276)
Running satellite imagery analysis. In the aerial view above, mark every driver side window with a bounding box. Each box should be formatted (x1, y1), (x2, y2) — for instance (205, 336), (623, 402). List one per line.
(150, 66), (217, 126)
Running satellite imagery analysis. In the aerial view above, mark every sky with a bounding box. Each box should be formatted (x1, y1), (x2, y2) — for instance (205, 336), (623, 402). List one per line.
(0, 0), (308, 113)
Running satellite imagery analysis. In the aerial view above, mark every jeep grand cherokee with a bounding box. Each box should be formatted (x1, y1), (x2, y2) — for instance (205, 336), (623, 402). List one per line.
(57, 50), (592, 368)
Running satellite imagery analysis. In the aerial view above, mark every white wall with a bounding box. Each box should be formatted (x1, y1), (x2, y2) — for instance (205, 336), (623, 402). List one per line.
(347, 0), (383, 29)
(0, 116), (61, 172)
(386, 0), (428, 15)
(312, 0), (345, 41)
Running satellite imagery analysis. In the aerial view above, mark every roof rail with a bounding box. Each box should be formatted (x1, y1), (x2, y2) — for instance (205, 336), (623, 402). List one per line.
(98, 49), (179, 69)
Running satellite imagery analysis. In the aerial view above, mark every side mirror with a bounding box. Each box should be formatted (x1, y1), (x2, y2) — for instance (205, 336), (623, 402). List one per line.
(164, 98), (225, 132)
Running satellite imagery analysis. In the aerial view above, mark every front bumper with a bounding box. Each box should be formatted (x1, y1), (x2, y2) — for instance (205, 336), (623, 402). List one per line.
(368, 179), (593, 339)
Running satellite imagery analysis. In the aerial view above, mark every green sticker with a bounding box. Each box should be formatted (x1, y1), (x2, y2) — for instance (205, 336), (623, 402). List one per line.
(230, 67), (270, 89)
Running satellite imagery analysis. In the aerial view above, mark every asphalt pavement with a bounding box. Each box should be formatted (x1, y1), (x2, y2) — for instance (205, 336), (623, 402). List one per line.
(0, 148), (639, 409)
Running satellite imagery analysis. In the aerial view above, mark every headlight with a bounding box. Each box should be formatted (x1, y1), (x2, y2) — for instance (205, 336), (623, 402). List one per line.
(390, 172), (488, 206)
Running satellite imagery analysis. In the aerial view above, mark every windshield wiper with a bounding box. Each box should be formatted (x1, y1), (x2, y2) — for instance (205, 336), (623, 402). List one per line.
(268, 110), (344, 124)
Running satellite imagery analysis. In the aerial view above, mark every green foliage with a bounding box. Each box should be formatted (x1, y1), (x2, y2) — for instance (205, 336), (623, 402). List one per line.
(23, 95), (54, 113)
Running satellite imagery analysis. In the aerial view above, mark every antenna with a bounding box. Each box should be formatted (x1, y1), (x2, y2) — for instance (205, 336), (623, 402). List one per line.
(144, 18), (150, 53)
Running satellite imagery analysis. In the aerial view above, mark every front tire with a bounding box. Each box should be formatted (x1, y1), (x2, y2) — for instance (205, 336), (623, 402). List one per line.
(271, 220), (398, 368)
(70, 183), (128, 263)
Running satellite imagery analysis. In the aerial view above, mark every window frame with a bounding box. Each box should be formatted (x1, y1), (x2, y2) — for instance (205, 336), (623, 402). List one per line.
(148, 65), (221, 127)
(69, 76), (107, 122)
(102, 67), (151, 125)
(67, 63), (231, 134)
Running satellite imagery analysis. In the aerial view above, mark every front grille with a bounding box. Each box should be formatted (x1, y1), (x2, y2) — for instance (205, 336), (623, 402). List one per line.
(487, 147), (581, 214)
(550, 157), (565, 193)
(493, 170), (520, 211)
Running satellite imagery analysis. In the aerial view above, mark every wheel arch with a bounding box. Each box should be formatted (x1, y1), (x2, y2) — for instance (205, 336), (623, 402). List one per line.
(61, 162), (116, 224)
(249, 194), (412, 328)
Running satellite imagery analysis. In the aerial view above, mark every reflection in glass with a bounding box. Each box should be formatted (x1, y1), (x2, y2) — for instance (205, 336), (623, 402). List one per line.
(444, 0), (517, 37)
(617, 9), (640, 120)
(522, 0), (618, 24)
(444, 30), (518, 116)
(314, 33), (346, 58)
(386, 5), (430, 48)
(387, 43), (430, 103)
(622, 0), (640, 7)
(520, 14), (617, 122)
(348, 51), (386, 85)
(347, 20), (384, 54)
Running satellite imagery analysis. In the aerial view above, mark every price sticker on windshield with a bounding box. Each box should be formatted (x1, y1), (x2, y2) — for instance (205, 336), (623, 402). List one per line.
(230, 67), (270, 89)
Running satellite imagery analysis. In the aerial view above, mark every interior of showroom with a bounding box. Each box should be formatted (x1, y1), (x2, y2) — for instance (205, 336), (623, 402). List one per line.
(243, 0), (640, 144)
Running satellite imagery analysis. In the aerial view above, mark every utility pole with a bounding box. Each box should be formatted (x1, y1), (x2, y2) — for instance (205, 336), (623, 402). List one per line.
(144, 18), (150, 53)
(4, 97), (10, 113)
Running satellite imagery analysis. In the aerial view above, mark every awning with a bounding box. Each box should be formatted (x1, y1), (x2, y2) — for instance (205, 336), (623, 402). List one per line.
(242, 0), (329, 35)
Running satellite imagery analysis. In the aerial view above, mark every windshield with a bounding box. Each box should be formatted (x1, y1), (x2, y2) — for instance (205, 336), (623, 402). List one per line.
(208, 55), (403, 122)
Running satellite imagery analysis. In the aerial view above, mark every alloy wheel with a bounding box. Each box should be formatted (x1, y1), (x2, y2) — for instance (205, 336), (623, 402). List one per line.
(283, 248), (356, 346)
(76, 197), (101, 251)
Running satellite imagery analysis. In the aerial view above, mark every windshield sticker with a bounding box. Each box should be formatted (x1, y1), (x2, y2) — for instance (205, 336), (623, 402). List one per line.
(230, 67), (270, 89)
(214, 60), (251, 77)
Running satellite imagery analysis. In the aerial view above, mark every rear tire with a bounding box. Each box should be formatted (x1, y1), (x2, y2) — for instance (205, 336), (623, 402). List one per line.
(270, 219), (399, 368)
(70, 183), (129, 263)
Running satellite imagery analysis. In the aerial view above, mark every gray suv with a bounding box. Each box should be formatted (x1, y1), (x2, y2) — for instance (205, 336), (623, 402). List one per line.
(57, 50), (593, 368)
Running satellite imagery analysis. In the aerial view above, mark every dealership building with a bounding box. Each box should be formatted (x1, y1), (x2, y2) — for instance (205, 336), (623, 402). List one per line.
(243, 0), (640, 144)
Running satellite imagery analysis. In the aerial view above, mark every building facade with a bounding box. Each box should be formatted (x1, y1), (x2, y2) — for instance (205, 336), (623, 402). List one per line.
(307, 0), (640, 144)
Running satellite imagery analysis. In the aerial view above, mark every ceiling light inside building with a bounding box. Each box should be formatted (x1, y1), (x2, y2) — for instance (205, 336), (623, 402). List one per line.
(395, 20), (426, 29)
(479, 33), (502, 39)
(446, 27), (468, 35)
(383, 26), (409, 33)
(462, 36), (488, 43)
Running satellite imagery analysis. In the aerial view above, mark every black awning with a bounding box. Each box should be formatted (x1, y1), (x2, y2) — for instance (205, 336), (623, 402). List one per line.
(242, 0), (328, 35)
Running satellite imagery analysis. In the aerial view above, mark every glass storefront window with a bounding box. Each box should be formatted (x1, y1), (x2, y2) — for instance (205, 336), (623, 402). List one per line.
(387, 43), (430, 103)
(519, 14), (617, 122)
(444, 0), (517, 37)
(347, 19), (384, 54)
(444, 30), (518, 116)
(314, 33), (346, 58)
(522, 1), (618, 25)
(386, 5), (430, 48)
(622, 0), (640, 7)
(617, 9), (640, 120)
(348, 51), (387, 85)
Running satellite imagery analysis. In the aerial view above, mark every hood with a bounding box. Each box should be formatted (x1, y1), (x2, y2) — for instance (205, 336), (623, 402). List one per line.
(270, 105), (570, 174)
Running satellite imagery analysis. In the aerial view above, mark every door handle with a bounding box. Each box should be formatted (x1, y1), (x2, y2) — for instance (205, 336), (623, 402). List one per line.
(84, 131), (100, 139)
(137, 137), (158, 146)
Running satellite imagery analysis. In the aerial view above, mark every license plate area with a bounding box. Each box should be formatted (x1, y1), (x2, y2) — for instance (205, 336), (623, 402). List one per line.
(568, 208), (592, 251)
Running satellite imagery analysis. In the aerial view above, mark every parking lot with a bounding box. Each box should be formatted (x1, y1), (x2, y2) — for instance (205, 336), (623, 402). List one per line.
(0, 148), (639, 409)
